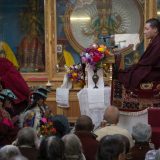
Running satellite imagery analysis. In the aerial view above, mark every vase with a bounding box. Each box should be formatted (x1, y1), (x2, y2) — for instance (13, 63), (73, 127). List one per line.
(72, 81), (84, 89)
(92, 69), (99, 88)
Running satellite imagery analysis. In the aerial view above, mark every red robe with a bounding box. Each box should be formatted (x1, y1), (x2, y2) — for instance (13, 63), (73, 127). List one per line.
(118, 33), (160, 90)
(0, 58), (30, 104)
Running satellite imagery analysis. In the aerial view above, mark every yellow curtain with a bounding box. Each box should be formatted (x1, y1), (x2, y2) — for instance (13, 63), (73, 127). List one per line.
(63, 49), (75, 66)
(0, 41), (19, 68)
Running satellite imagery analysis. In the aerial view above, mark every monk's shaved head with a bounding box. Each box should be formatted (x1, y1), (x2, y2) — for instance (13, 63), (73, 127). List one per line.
(104, 106), (119, 124)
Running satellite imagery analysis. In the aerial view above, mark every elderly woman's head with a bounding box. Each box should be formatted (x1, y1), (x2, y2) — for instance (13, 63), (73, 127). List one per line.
(16, 127), (39, 148)
(38, 136), (65, 160)
(0, 145), (21, 160)
(62, 134), (85, 160)
(132, 123), (151, 142)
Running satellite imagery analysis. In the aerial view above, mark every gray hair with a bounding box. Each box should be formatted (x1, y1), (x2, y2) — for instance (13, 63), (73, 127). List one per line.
(132, 123), (151, 142)
(16, 127), (39, 149)
(62, 134), (85, 160)
(0, 145), (21, 160)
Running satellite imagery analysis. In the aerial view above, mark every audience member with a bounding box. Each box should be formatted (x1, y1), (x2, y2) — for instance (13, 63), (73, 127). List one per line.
(62, 133), (86, 160)
(51, 115), (70, 138)
(0, 145), (21, 160)
(38, 136), (65, 160)
(0, 94), (19, 147)
(130, 122), (152, 160)
(114, 134), (130, 154)
(74, 115), (99, 160)
(96, 135), (125, 160)
(14, 127), (39, 160)
(0, 89), (19, 124)
(94, 106), (134, 148)
(37, 137), (48, 160)
(20, 87), (52, 131)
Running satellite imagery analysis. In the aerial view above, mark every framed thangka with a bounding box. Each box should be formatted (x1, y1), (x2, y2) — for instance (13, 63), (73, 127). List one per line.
(55, 0), (144, 72)
(0, 0), (45, 73)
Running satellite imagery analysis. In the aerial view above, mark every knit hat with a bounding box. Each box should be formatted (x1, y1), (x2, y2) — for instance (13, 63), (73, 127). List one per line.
(0, 89), (17, 100)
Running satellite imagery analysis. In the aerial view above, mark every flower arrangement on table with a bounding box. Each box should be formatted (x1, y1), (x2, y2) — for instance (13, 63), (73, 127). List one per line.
(80, 44), (112, 88)
(65, 64), (85, 87)
(39, 117), (57, 137)
(80, 44), (111, 69)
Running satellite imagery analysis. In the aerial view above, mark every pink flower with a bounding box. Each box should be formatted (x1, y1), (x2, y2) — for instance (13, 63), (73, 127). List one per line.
(41, 117), (47, 123)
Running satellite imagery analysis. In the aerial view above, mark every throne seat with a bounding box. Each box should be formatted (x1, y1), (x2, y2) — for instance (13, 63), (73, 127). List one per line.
(130, 81), (160, 99)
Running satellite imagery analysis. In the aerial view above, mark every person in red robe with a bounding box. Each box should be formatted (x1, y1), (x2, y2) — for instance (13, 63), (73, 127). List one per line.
(0, 57), (30, 110)
(118, 18), (160, 91)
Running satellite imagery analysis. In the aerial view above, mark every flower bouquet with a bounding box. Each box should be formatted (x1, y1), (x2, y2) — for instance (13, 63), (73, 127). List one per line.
(39, 117), (56, 137)
(65, 64), (85, 88)
(81, 44), (111, 69)
(80, 44), (111, 88)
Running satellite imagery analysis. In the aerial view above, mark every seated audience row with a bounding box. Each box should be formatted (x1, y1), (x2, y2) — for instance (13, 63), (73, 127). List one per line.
(1, 104), (160, 160)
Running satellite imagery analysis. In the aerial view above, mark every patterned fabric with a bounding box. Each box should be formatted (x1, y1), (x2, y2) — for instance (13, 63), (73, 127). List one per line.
(112, 80), (160, 111)
(21, 104), (51, 131)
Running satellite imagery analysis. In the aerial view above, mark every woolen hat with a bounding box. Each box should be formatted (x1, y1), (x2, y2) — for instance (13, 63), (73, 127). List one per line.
(32, 87), (50, 98)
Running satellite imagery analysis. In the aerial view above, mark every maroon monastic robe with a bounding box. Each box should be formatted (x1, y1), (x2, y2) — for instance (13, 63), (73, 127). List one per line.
(0, 58), (30, 104)
(118, 33), (160, 90)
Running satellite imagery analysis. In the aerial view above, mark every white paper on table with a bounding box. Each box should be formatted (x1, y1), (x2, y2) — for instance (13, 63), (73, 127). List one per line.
(115, 33), (140, 50)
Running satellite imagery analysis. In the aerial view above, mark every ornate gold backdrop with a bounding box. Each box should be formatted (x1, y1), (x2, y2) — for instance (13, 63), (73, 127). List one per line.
(64, 0), (144, 53)
(25, 0), (157, 122)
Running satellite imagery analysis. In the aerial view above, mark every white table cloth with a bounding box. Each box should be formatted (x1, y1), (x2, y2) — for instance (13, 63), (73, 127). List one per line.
(77, 87), (111, 128)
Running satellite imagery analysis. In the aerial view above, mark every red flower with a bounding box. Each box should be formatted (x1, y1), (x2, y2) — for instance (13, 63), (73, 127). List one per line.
(93, 55), (101, 62)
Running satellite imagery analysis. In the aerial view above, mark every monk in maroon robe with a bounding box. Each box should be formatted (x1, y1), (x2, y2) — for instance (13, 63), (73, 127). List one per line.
(118, 18), (160, 91)
(0, 57), (30, 105)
